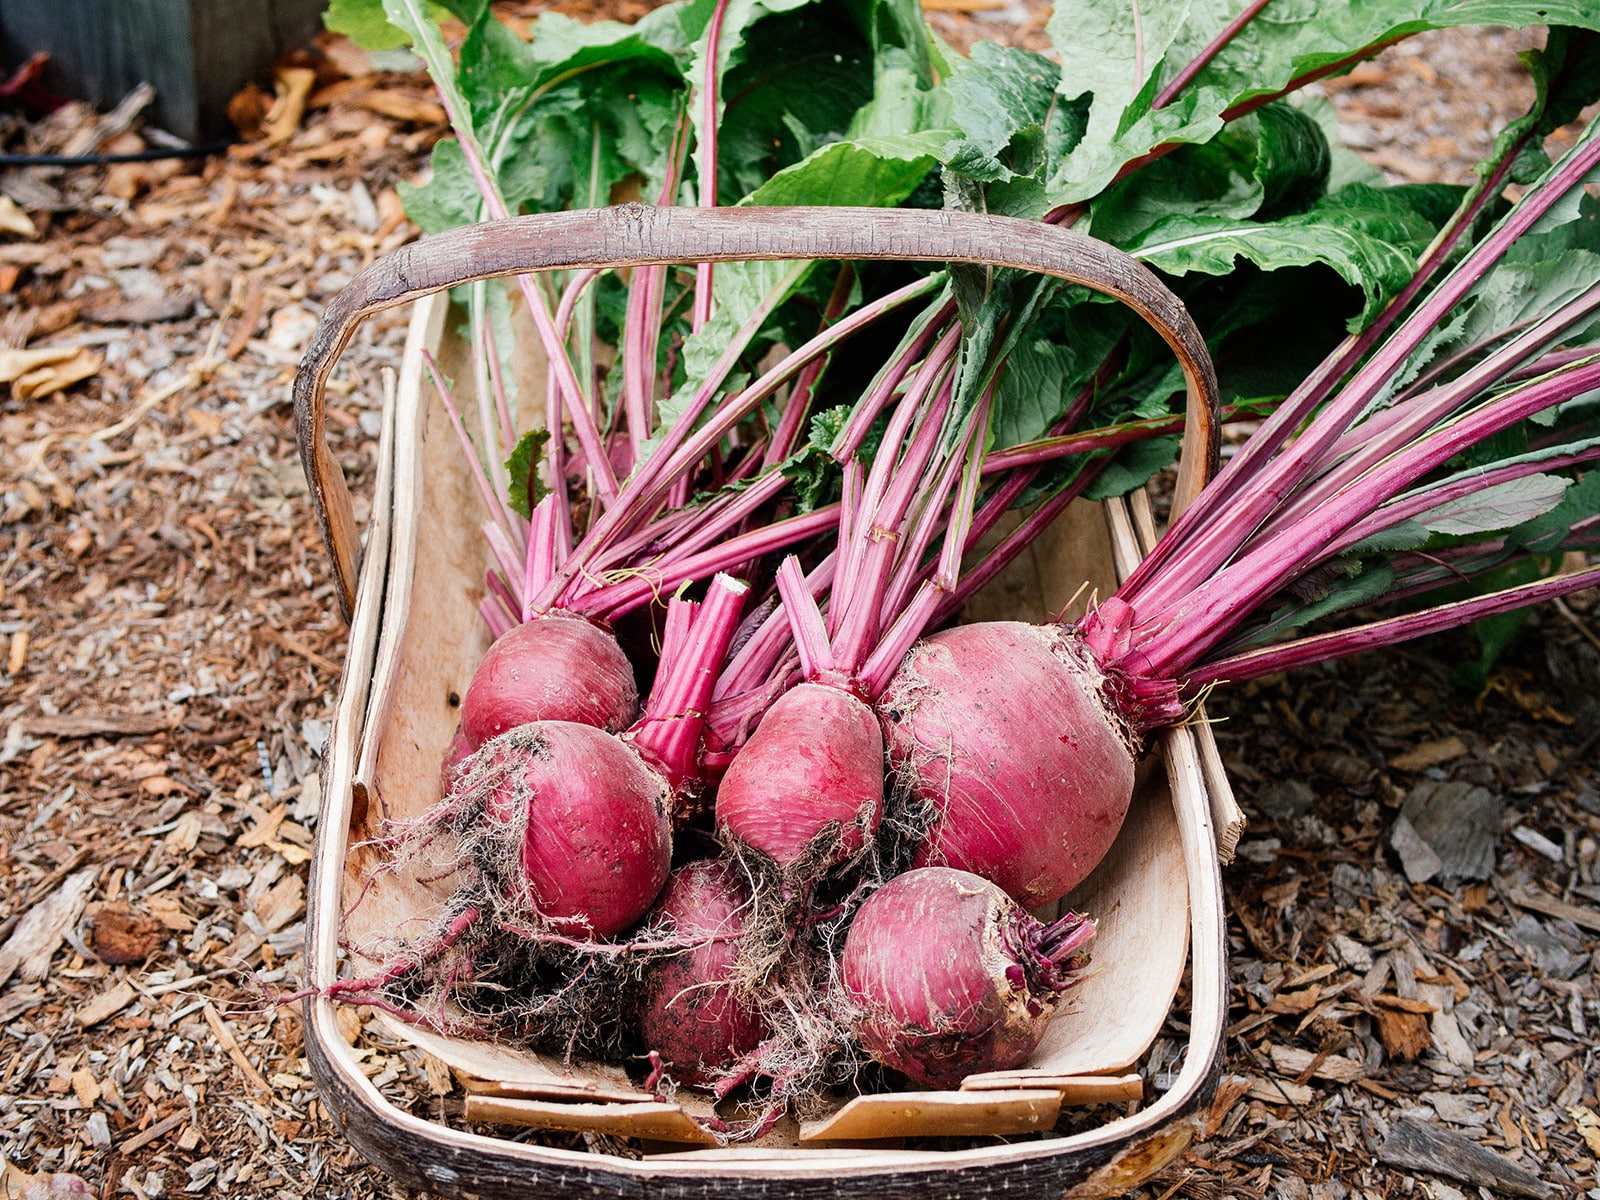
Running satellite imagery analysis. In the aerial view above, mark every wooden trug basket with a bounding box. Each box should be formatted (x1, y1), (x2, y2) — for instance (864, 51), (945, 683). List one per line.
(296, 206), (1245, 1198)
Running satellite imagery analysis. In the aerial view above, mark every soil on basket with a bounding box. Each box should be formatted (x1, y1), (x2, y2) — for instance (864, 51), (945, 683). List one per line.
(0, 6), (1595, 1199)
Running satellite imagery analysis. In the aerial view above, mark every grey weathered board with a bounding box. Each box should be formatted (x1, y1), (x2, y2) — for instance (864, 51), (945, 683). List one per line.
(0, 0), (325, 140)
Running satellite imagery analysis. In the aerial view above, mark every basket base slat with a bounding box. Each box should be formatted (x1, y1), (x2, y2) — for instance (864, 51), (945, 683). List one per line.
(464, 1096), (720, 1146)
(798, 1090), (1063, 1142)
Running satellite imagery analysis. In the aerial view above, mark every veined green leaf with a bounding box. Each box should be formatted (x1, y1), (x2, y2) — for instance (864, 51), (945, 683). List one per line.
(1083, 435), (1183, 500)
(1125, 199), (1420, 327)
(399, 140), (488, 234)
(1088, 102), (1331, 246)
(1040, 0), (1600, 213)
(1415, 473), (1573, 536)
(1508, 469), (1600, 553)
(505, 429), (552, 519)
(738, 56), (950, 207)
(325, 0), (422, 50)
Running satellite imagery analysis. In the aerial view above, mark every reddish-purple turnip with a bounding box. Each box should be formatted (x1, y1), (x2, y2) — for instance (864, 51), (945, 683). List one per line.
(638, 859), (768, 1086)
(877, 129), (1600, 911)
(459, 613), (638, 748)
(879, 621), (1135, 907)
(715, 682), (883, 876)
(840, 866), (1094, 1088)
(475, 720), (673, 937)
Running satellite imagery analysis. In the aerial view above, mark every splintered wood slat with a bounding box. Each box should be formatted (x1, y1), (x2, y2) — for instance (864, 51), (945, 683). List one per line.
(464, 1096), (719, 1146)
(373, 1014), (649, 1104)
(797, 1090), (1063, 1143)
(961, 1073), (1144, 1106)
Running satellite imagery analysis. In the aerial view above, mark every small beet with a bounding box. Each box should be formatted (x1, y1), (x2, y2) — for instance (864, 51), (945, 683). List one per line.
(840, 866), (1094, 1088)
(714, 682), (883, 875)
(479, 722), (672, 938)
(460, 614), (638, 747)
(638, 859), (767, 1086)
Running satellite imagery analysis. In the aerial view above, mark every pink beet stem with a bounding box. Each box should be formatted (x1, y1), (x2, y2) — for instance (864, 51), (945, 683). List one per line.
(833, 334), (958, 636)
(1331, 444), (1600, 559)
(482, 520), (525, 614)
(833, 372), (956, 670)
(1138, 356), (1600, 677)
(480, 591), (515, 640)
(1255, 283), (1600, 543)
(715, 552), (837, 701)
(524, 495), (561, 614)
(1190, 564), (1600, 688)
(775, 555), (836, 679)
(631, 573), (749, 785)
(761, 264), (856, 470)
(692, 0), (732, 333)
(534, 274), (938, 614)
(438, 98), (619, 505)
(1150, 0), (1274, 110)
(654, 593), (701, 689)
(1120, 119), (1544, 605)
(423, 349), (520, 550)
(621, 110), (692, 464)
(584, 506), (840, 619)
(832, 298), (957, 461)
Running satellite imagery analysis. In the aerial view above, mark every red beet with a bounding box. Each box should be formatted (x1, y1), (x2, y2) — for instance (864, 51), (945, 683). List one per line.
(840, 866), (1094, 1087)
(479, 722), (672, 938)
(460, 614), (638, 748)
(879, 621), (1136, 907)
(638, 859), (767, 1085)
(714, 682), (883, 873)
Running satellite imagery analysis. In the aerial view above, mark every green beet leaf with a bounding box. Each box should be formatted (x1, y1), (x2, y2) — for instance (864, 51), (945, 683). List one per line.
(505, 429), (552, 520)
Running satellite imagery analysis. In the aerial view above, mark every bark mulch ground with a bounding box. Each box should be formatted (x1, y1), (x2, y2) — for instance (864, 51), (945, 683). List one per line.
(0, 8), (1595, 1199)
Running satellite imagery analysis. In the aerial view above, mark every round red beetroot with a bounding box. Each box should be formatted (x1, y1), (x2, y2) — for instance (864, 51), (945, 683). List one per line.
(638, 859), (767, 1086)
(879, 621), (1135, 907)
(461, 615), (637, 747)
(841, 867), (1093, 1088)
(714, 682), (883, 872)
(481, 722), (671, 938)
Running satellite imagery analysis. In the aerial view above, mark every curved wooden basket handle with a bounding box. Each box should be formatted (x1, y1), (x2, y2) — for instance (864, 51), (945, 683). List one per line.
(296, 204), (1221, 621)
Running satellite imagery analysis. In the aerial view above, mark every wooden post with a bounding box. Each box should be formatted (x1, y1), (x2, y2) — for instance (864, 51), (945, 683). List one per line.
(0, 0), (326, 141)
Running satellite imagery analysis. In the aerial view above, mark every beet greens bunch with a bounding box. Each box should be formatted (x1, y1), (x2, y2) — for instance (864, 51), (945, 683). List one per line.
(310, 0), (1600, 1139)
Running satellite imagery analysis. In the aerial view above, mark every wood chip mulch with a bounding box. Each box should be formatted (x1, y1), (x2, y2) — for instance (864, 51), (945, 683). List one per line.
(0, 8), (1595, 1200)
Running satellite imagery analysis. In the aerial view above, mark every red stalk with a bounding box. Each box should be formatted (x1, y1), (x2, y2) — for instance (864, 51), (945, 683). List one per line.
(1150, 0), (1274, 111)
(1255, 284), (1600, 542)
(1331, 443), (1600, 559)
(1133, 356), (1600, 678)
(831, 298), (957, 461)
(442, 109), (620, 506)
(1117, 85), (1538, 597)
(631, 573), (748, 789)
(1124, 131), (1600, 618)
(1189, 564), (1600, 687)
(692, 0), (733, 333)
(580, 506), (840, 619)
(761, 264), (856, 470)
(535, 275), (938, 612)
